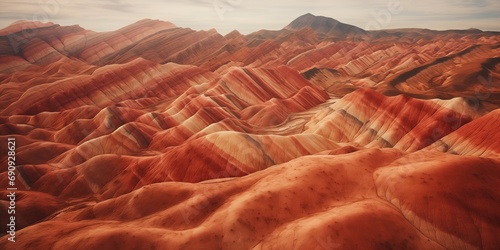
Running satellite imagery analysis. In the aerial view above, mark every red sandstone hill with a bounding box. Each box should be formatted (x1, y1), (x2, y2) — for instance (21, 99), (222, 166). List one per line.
(0, 14), (500, 249)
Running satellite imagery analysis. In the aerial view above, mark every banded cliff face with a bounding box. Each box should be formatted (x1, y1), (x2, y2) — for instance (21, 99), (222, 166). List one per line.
(1, 14), (499, 250)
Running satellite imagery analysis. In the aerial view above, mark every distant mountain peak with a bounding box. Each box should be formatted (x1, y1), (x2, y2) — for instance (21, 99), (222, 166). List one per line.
(0, 20), (58, 36)
(285, 13), (366, 38)
(125, 18), (177, 29)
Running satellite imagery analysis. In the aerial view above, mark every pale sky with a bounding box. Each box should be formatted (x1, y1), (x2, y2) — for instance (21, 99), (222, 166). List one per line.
(1, 0), (499, 34)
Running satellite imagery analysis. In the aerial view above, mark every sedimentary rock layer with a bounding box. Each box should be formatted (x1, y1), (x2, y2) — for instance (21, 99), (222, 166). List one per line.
(1, 14), (499, 249)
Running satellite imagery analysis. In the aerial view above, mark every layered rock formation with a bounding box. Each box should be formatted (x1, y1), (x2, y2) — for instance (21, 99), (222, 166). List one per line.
(1, 13), (499, 249)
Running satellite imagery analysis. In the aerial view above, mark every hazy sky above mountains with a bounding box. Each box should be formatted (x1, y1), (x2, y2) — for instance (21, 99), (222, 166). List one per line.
(1, 0), (499, 34)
